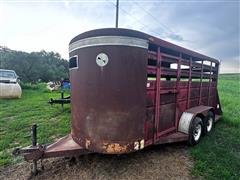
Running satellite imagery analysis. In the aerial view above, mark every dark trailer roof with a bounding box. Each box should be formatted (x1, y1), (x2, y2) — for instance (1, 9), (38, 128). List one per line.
(70, 28), (219, 64)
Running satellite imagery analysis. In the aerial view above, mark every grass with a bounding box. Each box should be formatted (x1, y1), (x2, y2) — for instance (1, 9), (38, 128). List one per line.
(0, 74), (239, 179)
(0, 83), (70, 166)
(189, 73), (240, 179)
(217, 74), (240, 126)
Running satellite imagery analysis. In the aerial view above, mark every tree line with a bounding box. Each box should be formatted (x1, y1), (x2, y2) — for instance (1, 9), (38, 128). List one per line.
(0, 46), (69, 83)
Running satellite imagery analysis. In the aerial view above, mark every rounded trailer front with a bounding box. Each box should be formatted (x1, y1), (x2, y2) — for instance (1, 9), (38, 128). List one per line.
(69, 29), (150, 154)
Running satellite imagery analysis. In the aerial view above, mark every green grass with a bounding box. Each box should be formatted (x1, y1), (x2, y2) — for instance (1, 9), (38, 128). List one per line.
(0, 83), (70, 166)
(189, 73), (240, 179)
(0, 75), (239, 179)
(218, 74), (240, 126)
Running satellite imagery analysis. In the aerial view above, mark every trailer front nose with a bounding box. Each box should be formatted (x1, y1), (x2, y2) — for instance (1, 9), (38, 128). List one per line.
(69, 32), (149, 154)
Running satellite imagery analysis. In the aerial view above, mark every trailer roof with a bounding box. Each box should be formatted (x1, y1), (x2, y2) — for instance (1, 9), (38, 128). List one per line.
(70, 28), (219, 64)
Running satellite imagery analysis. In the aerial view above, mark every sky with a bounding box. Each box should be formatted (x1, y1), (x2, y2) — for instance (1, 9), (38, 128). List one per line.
(0, 0), (239, 73)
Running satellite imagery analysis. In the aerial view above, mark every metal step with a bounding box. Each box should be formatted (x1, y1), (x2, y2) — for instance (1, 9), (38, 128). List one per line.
(156, 132), (188, 145)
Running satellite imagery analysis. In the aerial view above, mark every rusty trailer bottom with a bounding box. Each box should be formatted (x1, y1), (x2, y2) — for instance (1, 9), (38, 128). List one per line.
(14, 112), (222, 162)
(22, 132), (188, 162)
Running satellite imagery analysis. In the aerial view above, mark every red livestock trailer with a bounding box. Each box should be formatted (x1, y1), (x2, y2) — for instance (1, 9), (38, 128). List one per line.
(14, 28), (222, 174)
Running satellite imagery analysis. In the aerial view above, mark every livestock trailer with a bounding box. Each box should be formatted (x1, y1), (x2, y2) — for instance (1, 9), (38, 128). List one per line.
(14, 28), (222, 174)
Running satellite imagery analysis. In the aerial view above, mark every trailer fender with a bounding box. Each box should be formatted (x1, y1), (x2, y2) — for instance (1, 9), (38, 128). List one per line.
(178, 106), (214, 135)
(178, 112), (194, 134)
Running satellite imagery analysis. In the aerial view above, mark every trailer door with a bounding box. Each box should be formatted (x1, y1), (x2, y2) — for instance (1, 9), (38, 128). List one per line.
(146, 44), (179, 145)
(153, 47), (178, 142)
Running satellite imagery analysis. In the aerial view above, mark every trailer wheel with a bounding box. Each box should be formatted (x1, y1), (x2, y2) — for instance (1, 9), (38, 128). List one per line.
(189, 117), (203, 146)
(204, 111), (215, 134)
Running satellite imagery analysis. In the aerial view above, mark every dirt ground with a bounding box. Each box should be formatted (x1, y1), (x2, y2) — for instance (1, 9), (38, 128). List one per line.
(0, 143), (194, 180)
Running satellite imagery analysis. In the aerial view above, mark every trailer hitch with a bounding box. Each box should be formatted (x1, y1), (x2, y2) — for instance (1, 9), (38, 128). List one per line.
(12, 146), (43, 156)
(13, 124), (44, 175)
(48, 97), (70, 105)
(48, 91), (71, 111)
(13, 125), (89, 176)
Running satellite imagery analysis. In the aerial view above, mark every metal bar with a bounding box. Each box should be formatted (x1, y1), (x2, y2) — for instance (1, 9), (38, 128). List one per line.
(156, 126), (176, 137)
(31, 124), (37, 175)
(12, 146), (39, 156)
(156, 132), (188, 145)
(208, 61), (213, 105)
(215, 62), (221, 114)
(148, 50), (157, 55)
(115, 0), (119, 28)
(199, 60), (204, 105)
(187, 58), (192, 109)
(156, 53), (187, 66)
(160, 53), (179, 61)
(61, 91), (64, 100)
(32, 124), (37, 146)
(215, 63), (220, 85)
(61, 91), (64, 110)
(48, 98), (71, 105)
(175, 54), (181, 129)
(154, 47), (161, 143)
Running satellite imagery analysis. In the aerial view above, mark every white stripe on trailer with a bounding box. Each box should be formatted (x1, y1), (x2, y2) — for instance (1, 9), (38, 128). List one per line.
(69, 36), (149, 52)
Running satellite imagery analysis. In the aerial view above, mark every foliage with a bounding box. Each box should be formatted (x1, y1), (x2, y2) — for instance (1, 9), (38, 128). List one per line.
(0, 46), (69, 82)
(20, 82), (45, 90)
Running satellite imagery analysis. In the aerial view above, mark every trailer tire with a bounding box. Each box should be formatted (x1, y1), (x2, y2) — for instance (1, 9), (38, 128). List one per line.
(204, 111), (215, 135)
(188, 117), (203, 146)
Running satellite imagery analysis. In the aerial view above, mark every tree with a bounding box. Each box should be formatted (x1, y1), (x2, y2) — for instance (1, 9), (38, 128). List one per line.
(0, 47), (69, 82)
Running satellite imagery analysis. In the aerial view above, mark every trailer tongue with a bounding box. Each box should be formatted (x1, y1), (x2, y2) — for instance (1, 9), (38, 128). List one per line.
(13, 124), (90, 175)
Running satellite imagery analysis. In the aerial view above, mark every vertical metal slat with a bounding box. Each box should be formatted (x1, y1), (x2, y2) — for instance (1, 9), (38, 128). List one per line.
(154, 47), (161, 143)
(208, 61), (213, 105)
(199, 60), (204, 105)
(187, 58), (192, 109)
(175, 55), (181, 129)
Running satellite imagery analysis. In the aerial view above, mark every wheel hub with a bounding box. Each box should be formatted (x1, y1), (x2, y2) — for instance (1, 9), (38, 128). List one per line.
(193, 124), (202, 141)
(207, 117), (213, 132)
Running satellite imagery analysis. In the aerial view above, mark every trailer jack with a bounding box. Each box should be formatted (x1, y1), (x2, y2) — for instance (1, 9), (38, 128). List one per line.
(13, 124), (89, 176)
(12, 124), (44, 175)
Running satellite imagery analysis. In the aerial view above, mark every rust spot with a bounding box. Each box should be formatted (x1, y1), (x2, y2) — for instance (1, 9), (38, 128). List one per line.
(85, 139), (91, 149)
(102, 143), (127, 153)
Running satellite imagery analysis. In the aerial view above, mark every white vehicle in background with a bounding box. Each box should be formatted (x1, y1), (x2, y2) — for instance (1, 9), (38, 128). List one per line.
(0, 69), (22, 98)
